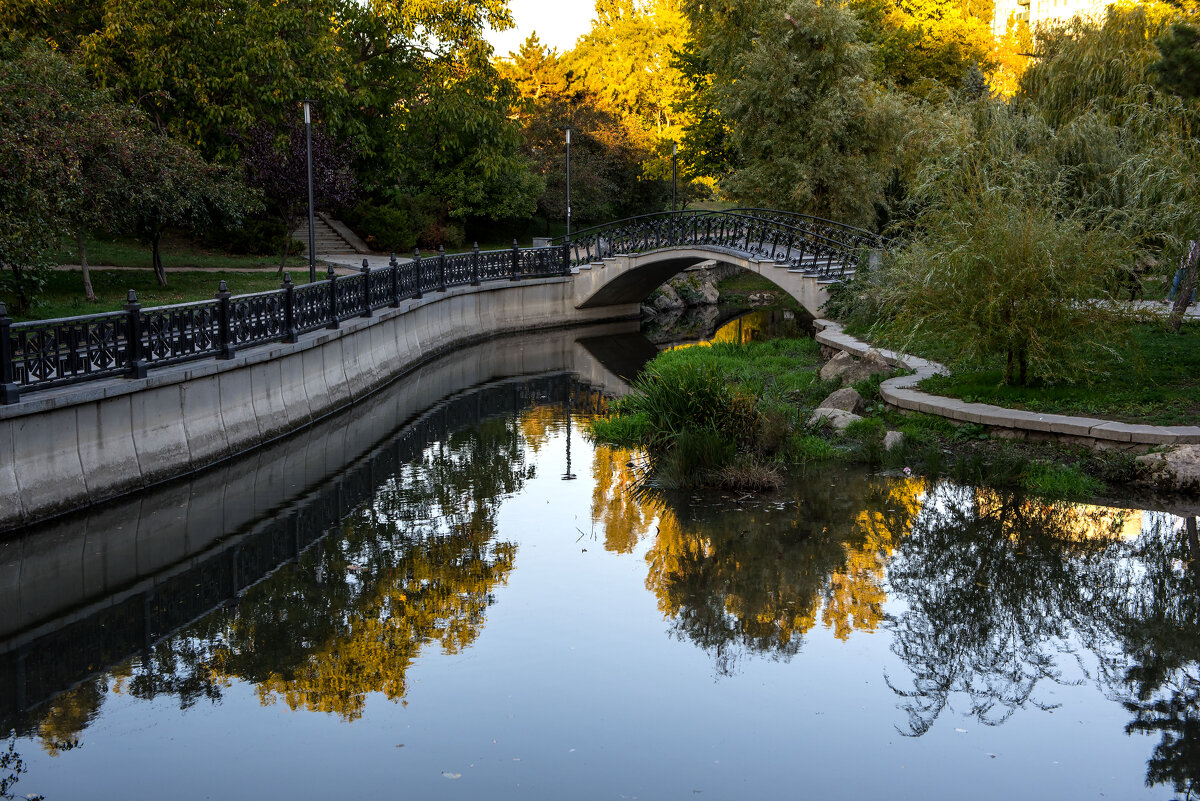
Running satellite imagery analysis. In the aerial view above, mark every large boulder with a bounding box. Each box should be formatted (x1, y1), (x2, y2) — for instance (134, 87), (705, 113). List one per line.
(671, 273), (720, 305)
(819, 351), (856, 382)
(649, 283), (686, 312)
(808, 407), (862, 431)
(818, 387), (865, 415)
(1136, 447), (1200, 491)
(819, 349), (894, 386)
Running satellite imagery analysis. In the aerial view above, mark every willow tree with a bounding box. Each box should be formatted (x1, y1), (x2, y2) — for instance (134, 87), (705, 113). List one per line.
(875, 100), (1133, 386)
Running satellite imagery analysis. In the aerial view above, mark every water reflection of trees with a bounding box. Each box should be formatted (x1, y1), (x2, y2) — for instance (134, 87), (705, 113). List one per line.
(590, 453), (925, 673)
(198, 417), (529, 721)
(1109, 516), (1200, 799)
(884, 485), (1130, 736)
(592, 446), (1200, 796)
(12, 412), (539, 752)
(884, 485), (1200, 798)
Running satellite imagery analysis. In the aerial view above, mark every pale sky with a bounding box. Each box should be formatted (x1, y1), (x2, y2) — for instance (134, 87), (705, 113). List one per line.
(485, 0), (598, 58)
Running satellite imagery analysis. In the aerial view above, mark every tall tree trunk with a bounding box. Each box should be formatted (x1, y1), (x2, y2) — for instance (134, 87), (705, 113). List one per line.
(9, 264), (28, 315)
(78, 230), (96, 302)
(280, 213), (295, 274)
(1170, 240), (1200, 333)
(152, 230), (167, 287)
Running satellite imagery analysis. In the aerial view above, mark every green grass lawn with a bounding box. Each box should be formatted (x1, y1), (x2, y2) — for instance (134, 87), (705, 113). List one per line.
(8, 268), (321, 322)
(917, 322), (1200, 426)
(715, 271), (802, 310)
(50, 232), (311, 272)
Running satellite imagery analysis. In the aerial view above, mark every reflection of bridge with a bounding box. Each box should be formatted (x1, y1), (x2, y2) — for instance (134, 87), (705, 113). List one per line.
(0, 322), (636, 733)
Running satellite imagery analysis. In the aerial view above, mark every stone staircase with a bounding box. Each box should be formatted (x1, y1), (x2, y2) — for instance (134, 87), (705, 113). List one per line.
(292, 212), (371, 255)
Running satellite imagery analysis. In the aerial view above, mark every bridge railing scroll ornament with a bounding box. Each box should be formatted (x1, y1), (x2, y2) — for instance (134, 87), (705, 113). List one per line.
(0, 210), (887, 403)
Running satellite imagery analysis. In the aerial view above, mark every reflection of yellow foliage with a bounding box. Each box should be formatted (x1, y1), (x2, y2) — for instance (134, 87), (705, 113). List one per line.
(36, 678), (108, 755)
(826, 478), (927, 640)
(976, 489), (1141, 542)
(519, 406), (560, 453)
(669, 310), (781, 352)
(222, 537), (516, 722)
(592, 446), (655, 553)
(595, 453), (929, 653)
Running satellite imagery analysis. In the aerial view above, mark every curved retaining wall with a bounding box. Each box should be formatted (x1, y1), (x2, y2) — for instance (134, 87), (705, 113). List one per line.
(0, 276), (639, 533)
(814, 319), (1200, 448)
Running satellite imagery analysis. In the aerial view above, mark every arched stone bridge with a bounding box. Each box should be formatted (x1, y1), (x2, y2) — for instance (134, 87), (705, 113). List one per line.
(562, 208), (888, 315)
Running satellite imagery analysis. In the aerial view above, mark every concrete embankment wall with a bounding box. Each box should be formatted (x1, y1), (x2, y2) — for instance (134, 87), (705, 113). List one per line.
(0, 276), (639, 533)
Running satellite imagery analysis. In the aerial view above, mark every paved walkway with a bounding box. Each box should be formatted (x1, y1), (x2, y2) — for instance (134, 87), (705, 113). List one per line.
(53, 252), (408, 277)
(1129, 299), (1200, 318)
(321, 253), (411, 270)
(813, 319), (1200, 448)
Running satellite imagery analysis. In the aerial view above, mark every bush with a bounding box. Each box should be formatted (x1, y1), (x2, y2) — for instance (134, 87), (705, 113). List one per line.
(623, 359), (758, 449)
(213, 217), (302, 257)
(342, 201), (419, 254)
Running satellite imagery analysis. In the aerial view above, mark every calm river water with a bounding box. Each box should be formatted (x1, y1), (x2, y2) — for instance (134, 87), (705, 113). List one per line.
(2, 314), (1198, 800)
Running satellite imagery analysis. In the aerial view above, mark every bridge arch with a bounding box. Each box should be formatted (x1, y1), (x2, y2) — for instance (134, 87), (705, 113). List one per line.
(571, 247), (831, 317)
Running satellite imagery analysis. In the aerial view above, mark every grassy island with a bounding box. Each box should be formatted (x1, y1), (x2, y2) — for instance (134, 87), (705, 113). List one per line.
(587, 337), (1135, 499)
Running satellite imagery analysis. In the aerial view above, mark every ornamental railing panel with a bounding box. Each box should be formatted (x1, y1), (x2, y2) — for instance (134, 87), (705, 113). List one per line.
(231, 291), (286, 348)
(294, 281), (332, 334)
(9, 310), (131, 390)
(139, 300), (222, 368)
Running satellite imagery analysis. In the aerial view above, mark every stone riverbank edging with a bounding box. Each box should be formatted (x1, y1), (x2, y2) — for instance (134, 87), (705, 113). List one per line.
(813, 319), (1200, 449)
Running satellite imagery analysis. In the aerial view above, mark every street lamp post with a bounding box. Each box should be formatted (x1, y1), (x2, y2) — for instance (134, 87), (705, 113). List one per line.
(303, 99), (317, 284)
(672, 141), (678, 212)
(565, 127), (572, 241)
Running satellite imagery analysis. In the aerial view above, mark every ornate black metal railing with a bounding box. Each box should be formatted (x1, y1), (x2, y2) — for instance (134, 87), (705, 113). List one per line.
(0, 242), (570, 402)
(555, 209), (888, 278)
(0, 209), (889, 403)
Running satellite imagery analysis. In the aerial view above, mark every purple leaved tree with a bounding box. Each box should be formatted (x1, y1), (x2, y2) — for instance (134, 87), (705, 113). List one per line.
(241, 120), (357, 272)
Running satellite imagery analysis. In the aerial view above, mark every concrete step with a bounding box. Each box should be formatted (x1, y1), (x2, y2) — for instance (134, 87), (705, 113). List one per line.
(292, 214), (370, 254)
